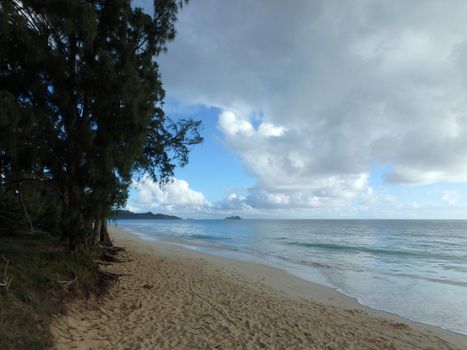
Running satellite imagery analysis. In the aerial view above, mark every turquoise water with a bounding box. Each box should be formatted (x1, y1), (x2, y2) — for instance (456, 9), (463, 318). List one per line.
(116, 219), (467, 334)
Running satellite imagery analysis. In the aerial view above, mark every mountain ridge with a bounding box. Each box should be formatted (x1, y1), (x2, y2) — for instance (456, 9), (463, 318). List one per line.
(115, 210), (182, 220)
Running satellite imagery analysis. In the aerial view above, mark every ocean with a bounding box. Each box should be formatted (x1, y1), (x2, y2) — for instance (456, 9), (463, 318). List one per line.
(116, 219), (467, 335)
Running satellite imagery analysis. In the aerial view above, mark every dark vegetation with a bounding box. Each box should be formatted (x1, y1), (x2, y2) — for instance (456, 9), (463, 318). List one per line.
(0, 0), (201, 348)
(0, 232), (105, 349)
(115, 209), (182, 220)
(0, 0), (201, 249)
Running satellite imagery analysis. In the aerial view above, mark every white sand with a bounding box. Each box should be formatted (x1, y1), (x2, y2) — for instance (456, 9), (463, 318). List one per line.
(51, 226), (467, 349)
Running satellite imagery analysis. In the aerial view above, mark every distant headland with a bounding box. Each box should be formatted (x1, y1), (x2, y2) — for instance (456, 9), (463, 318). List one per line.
(224, 216), (242, 220)
(115, 210), (182, 220)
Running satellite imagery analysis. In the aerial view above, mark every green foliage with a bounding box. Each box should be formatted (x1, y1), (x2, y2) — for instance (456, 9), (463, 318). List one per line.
(0, 234), (105, 349)
(0, 0), (202, 248)
(0, 180), (65, 236)
(0, 190), (22, 232)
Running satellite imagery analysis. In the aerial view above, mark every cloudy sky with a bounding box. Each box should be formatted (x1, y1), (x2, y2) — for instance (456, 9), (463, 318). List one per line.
(127, 0), (467, 219)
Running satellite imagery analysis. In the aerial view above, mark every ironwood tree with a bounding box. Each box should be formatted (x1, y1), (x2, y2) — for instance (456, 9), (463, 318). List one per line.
(0, 0), (202, 250)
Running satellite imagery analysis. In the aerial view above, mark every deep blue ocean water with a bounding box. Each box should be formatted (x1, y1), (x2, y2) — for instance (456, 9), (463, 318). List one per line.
(116, 219), (467, 334)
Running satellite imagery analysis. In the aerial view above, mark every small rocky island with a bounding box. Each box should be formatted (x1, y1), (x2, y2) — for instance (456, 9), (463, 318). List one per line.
(224, 216), (242, 220)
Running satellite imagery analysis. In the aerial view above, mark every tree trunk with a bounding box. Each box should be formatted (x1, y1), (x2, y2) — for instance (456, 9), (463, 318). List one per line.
(65, 36), (86, 251)
(99, 218), (113, 246)
(17, 182), (34, 233)
(69, 233), (86, 251)
(68, 182), (86, 251)
(94, 216), (102, 245)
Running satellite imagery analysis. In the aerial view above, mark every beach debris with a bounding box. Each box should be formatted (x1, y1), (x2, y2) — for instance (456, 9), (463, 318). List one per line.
(58, 276), (78, 289)
(0, 256), (12, 292)
(142, 283), (153, 289)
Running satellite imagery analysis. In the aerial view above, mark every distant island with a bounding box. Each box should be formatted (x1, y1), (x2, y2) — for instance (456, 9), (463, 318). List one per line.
(115, 210), (182, 220)
(224, 216), (242, 220)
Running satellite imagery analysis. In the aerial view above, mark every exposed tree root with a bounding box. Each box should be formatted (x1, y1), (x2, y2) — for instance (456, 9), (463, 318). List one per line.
(100, 253), (133, 263)
(98, 271), (131, 280)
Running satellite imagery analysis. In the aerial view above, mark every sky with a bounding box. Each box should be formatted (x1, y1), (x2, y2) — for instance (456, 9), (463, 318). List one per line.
(126, 0), (467, 219)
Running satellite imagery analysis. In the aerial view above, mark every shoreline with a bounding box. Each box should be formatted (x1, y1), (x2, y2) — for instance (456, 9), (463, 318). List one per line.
(111, 226), (467, 348)
(51, 226), (467, 349)
(117, 224), (467, 339)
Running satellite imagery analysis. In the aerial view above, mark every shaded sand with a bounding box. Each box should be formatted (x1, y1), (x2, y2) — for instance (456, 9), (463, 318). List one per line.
(51, 227), (467, 349)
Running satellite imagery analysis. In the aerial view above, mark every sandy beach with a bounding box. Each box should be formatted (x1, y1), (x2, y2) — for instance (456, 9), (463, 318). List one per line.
(51, 227), (467, 349)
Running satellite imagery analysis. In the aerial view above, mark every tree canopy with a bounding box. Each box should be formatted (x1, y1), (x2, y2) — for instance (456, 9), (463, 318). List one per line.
(0, 0), (202, 250)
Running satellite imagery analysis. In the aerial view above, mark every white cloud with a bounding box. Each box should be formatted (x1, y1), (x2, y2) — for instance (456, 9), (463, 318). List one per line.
(217, 110), (370, 209)
(214, 193), (256, 213)
(127, 177), (211, 213)
(440, 190), (459, 205)
(156, 0), (467, 212)
(360, 187), (396, 205)
(218, 111), (254, 136)
(258, 122), (286, 137)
